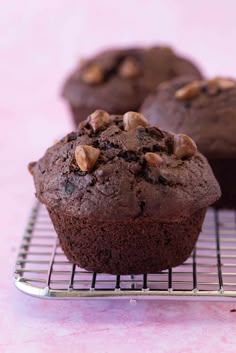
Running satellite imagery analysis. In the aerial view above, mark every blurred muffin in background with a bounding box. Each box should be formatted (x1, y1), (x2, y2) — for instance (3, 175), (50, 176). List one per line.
(141, 76), (236, 209)
(62, 46), (202, 126)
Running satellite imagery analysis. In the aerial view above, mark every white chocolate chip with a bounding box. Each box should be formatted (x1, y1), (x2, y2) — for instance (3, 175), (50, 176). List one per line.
(119, 57), (141, 78)
(173, 134), (197, 159)
(123, 112), (149, 131)
(75, 145), (100, 171)
(89, 110), (110, 132)
(144, 152), (163, 167)
(217, 78), (236, 90)
(175, 81), (201, 100)
(81, 64), (103, 84)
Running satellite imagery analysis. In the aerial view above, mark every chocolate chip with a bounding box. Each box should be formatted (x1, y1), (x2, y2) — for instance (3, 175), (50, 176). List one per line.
(81, 64), (104, 84)
(175, 81), (201, 100)
(202, 77), (236, 97)
(123, 111), (149, 131)
(208, 77), (236, 93)
(152, 144), (162, 152)
(118, 57), (142, 78)
(175, 77), (236, 101)
(64, 180), (75, 194)
(207, 78), (220, 96)
(84, 174), (96, 186)
(88, 110), (110, 132)
(184, 101), (192, 109)
(173, 134), (197, 159)
(144, 152), (163, 167)
(146, 126), (164, 139)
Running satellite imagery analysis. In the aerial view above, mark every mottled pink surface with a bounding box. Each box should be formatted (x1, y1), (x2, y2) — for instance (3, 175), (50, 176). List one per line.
(2, 1), (236, 352)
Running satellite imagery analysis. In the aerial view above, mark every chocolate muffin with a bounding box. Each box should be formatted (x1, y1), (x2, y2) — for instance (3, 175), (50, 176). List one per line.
(62, 46), (202, 126)
(141, 76), (236, 208)
(29, 111), (220, 274)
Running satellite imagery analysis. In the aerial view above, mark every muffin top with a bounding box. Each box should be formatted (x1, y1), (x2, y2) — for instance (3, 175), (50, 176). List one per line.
(29, 111), (220, 222)
(141, 76), (236, 158)
(62, 46), (202, 114)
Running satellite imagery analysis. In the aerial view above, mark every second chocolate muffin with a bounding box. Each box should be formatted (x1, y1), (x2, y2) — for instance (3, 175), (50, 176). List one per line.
(141, 76), (236, 208)
(29, 111), (220, 274)
(62, 46), (202, 126)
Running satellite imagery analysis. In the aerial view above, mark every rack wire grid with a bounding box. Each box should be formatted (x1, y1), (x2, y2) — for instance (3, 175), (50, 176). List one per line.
(14, 201), (236, 300)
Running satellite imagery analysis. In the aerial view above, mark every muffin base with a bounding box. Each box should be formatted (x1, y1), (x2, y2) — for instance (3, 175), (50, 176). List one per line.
(48, 208), (206, 275)
(209, 159), (236, 209)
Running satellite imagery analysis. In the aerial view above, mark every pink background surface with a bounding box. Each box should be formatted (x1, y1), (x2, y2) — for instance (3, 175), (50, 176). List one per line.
(2, 1), (236, 352)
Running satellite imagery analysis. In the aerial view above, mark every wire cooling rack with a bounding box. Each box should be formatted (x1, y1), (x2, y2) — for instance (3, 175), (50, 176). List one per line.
(14, 202), (236, 300)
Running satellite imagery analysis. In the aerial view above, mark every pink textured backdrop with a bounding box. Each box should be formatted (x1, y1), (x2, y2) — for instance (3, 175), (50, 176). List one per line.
(2, 1), (236, 352)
